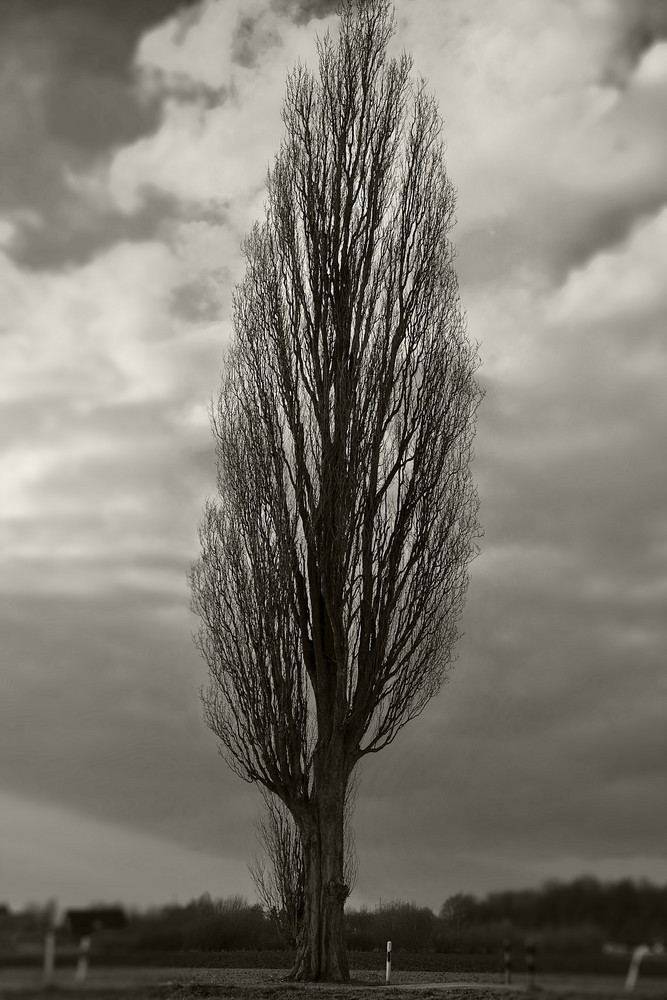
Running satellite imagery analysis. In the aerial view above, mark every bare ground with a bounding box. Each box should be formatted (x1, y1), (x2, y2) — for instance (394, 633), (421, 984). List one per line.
(1, 967), (665, 1000)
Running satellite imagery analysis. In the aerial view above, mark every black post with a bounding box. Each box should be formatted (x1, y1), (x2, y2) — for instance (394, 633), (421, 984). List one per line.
(503, 938), (512, 985)
(525, 939), (536, 989)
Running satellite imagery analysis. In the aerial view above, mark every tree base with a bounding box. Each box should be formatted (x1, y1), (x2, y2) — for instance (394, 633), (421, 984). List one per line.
(286, 937), (350, 982)
(286, 960), (350, 983)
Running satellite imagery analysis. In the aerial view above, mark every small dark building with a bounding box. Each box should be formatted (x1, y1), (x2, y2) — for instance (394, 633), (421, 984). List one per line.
(65, 908), (126, 937)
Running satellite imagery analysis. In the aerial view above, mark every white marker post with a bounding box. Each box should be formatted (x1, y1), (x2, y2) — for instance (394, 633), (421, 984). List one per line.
(503, 939), (512, 985)
(525, 939), (536, 990)
(386, 940), (392, 984)
(75, 936), (91, 982)
(42, 899), (59, 987)
(42, 931), (56, 987)
(625, 945), (650, 992)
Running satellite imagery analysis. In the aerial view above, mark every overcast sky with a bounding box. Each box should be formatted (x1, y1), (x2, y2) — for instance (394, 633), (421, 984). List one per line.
(2, 0), (667, 914)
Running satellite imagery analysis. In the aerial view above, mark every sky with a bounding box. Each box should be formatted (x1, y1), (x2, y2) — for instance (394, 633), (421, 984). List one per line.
(2, 0), (667, 915)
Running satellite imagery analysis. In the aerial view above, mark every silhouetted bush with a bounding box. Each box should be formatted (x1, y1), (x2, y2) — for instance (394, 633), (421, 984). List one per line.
(123, 895), (284, 953)
(372, 900), (437, 952)
(182, 895), (276, 950)
(433, 920), (516, 954)
(345, 906), (378, 951)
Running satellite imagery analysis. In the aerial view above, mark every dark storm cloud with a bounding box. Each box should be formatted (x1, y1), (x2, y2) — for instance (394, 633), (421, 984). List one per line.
(232, 0), (336, 66)
(9, 190), (179, 271)
(0, 0), (330, 271)
(421, 315), (667, 862)
(614, 0), (667, 78)
(0, 0), (183, 175)
(0, 0), (200, 268)
(457, 186), (667, 290)
(273, 0), (339, 24)
(0, 587), (257, 855)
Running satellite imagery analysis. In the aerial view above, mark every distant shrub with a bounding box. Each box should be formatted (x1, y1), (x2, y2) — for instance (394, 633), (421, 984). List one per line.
(371, 900), (437, 952)
(533, 923), (606, 954)
(433, 920), (516, 954)
(123, 895), (284, 953)
(182, 895), (282, 951)
(345, 906), (378, 951)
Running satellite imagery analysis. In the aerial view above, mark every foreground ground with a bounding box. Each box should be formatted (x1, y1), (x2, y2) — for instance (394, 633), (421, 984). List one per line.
(1, 967), (666, 1000)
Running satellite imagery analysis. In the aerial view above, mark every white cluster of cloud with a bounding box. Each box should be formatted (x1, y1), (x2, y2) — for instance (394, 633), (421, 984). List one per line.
(398, 0), (620, 218)
(0, 235), (215, 596)
(552, 205), (667, 322)
(102, 0), (333, 227)
(1, 240), (179, 405)
(635, 38), (667, 86)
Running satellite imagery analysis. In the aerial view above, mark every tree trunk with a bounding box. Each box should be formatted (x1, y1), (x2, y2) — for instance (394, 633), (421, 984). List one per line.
(287, 775), (349, 981)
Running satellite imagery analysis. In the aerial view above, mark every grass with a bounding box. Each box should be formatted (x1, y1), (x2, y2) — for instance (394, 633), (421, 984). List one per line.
(4, 951), (667, 979)
(2, 964), (667, 1000)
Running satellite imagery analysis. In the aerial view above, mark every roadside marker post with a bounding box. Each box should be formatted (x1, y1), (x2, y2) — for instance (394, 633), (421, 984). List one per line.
(625, 945), (650, 992)
(42, 899), (59, 987)
(386, 940), (392, 984)
(525, 939), (536, 989)
(503, 938), (512, 985)
(42, 931), (56, 986)
(75, 936), (91, 982)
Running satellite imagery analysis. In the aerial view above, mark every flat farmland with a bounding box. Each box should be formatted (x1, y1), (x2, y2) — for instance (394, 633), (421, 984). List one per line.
(1, 967), (666, 1000)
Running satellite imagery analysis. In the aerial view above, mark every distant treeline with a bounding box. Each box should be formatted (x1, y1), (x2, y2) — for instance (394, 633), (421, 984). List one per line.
(2, 877), (665, 955)
(434, 877), (667, 952)
(349, 878), (667, 953)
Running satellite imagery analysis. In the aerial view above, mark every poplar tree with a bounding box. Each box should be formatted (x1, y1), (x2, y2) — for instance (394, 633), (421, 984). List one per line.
(191, 0), (482, 980)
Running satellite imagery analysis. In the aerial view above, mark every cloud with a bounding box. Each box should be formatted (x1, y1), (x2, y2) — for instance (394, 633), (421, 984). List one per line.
(1, 239), (181, 404)
(551, 206), (667, 323)
(396, 1), (617, 209)
(0, 1), (176, 274)
(396, 0), (667, 289)
(0, 235), (226, 599)
(137, 0), (282, 88)
(634, 40), (667, 86)
(94, 0), (334, 219)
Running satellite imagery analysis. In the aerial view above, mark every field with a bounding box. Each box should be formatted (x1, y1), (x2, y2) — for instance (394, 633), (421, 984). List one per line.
(2, 966), (667, 1000)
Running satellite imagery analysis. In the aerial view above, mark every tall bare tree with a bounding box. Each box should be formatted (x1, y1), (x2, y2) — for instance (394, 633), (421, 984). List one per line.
(190, 0), (482, 981)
